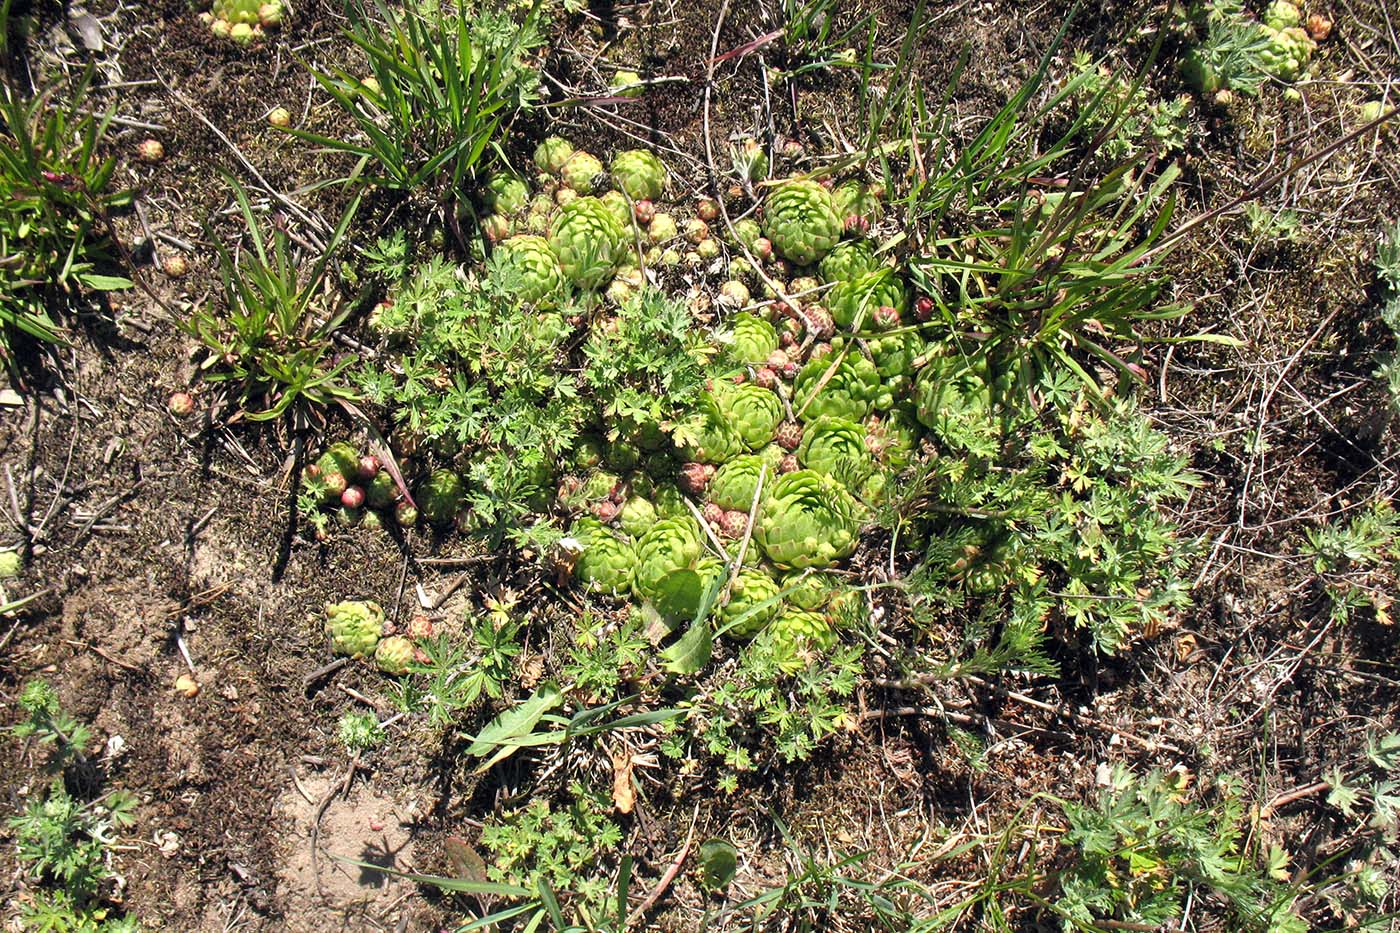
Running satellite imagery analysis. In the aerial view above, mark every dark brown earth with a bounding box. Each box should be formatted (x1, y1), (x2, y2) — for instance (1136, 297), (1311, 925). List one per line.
(2, 0), (1399, 929)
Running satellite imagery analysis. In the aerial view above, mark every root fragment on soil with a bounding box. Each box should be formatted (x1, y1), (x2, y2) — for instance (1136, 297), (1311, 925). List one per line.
(301, 656), (350, 693)
(64, 638), (142, 672)
(625, 802), (699, 928)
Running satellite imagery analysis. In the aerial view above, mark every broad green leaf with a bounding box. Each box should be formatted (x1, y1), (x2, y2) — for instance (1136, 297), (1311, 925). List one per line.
(650, 567), (705, 623)
(660, 621), (712, 675)
(74, 273), (132, 290)
(697, 839), (738, 891)
(465, 682), (563, 771)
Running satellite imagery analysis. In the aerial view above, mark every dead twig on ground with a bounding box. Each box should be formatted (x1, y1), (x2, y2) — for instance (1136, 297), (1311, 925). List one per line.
(65, 639), (142, 672)
(626, 802), (699, 928)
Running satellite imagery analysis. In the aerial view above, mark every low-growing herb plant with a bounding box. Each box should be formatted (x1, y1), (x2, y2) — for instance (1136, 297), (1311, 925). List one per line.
(187, 178), (363, 423)
(388, 606), (523, 731)
(478, 781), (624, 922)
(1064, 51), (1190, 162)
(0, 29), (133, 366)
(358, 249), (709, 547)
(1245, 201), (1304, 243)
(1057, 766), (1305, 932)
(336, 710), (385, 753)
(1372, 219), (1400, 406)
(1300, 500), (1400, 624)
(8, 680), (140, 930)
(687, 635), (864, 782)
(891, 390), (1198, 657)
(292, 0), (543, 207)
(713, 814), (929, 930)
(1178, 0), (1317, 96)
(11, 679), (93, 773)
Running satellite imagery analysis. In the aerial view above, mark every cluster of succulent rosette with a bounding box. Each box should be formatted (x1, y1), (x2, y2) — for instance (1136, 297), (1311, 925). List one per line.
(1182, 0), (1323, 95)
(320, 600), (435, 674)
(482, 136), (677, 305)
(518, 140), (975, 667)
(300, 441), (419, 535)
(313, 134), (999, 673)
(1256, 0), (1320, 81)
(200, 0), (283, 44)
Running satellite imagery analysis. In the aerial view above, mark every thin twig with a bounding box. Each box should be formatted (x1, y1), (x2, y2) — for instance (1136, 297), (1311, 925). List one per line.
(1259, 781), (1330, 819)
(626, 803), (700, 927)
(64, 639), (142, 672)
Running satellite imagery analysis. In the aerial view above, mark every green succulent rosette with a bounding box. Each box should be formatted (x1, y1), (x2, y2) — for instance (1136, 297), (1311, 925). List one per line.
(719, 568), (784, 639)
(212, 0), (280, 28)
(605, 436), (640, 472)
(651, 556), (724, 623)
(757, 443), (786, 474)
(611, 69), (644, 97)
(722, 537), (763, 567)
(628, 471), (656, 498)
(1179, 49), (1221, 94)
(485, 173), (530, 215)
(560, 151), (605, 193)
(577, 470), (622, 505)
(728, 312), (779, 365)
(495, 235), (565, 305)
(533, 136), (574, 174)
(1263, 0), (1301, 29)
(629, 417), (669, 452)
(754, 469), (862, 569)
(817, 239), (879, 284)
(599, 190), (633, 230)
(573, 520), (638, 594)
(212, 0), (258, 24)
(793, 349), (884, 422)
(866, 328), (923, 379)
(571, 436), (607, 472)
(316, 441), (358, 483)
(796, 416), (874, 484)
(828, 268), (908, 329)
(1259, 25), (1314, 80)
(913, 354), (997, 456)
(417, 469), (464, 527)
(731, 217), (763, 253)
(716, 383), (783, 450)
(611, 149), (666, 201)
(374, 636), (415, 674)
(708, 454), (767, 512)
(781, 571), (840, 611)
(647, 212), (679, 244)
(652, 484), (688, 519)
(767, 609), (837, 672)
(632, 515), (704, 606)
(549, 197), (626, 289)
(521, 458), (556, 512)
(677, 391), (746, 464)
(568, 514), (607, 539)
(365, 471), (398, 510)
(831, 180), (883, 226)
(762, 179), (842, 265)
(617, 496), (658, 539)
(324, 600), (384, 658)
